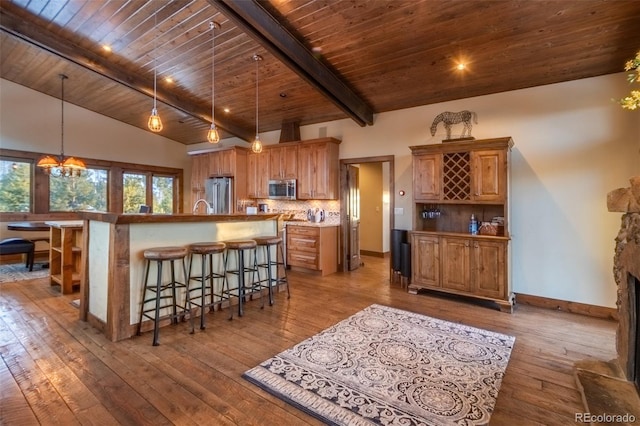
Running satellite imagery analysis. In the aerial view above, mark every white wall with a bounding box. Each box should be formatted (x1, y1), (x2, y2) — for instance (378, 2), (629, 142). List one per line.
(212, 73), (639, 308)
(0, 78), (190, 189)
(3, 74), (639, 308)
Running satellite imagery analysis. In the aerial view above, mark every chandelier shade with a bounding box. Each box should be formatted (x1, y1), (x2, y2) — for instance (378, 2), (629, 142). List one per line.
(37, 74), (86, 178)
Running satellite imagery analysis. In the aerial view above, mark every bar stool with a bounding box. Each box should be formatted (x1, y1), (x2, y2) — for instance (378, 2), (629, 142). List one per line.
(223, 239), (261, 319)
(136, 246), (193, 346)
(186, 241), (226, 330)
(253, 236), (290, 306)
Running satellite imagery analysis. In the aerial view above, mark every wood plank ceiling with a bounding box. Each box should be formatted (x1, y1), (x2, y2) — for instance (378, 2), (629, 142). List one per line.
(1, 0), (639, 146)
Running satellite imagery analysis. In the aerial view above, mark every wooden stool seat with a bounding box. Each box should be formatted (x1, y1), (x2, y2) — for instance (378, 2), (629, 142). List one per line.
(137, 246), (192, 346)
(253, 236), (283, 246)
(254, 235), (290, 306)
(188, 242), (225, 255)
(223, 239), (260, 318)
(143, 246), (188, 261)
(225, 240), (257, 250)
(186, 241), (227, 330)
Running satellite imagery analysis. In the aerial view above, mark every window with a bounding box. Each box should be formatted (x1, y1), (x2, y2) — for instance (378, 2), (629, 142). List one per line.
(153, 175), (174, 214)
(0, 158), (32, 212)
(123, 173), (147, 213)
(49, 168), (108, 212)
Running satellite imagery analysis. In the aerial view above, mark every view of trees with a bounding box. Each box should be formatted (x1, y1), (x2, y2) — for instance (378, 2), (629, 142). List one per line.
(50, 168), (108, 211)
(0, 160), (30, 212)
(0, 159), (176, 214)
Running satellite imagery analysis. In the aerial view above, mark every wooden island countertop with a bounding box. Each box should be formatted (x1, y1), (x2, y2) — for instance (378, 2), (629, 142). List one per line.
(79, 212), (282, 342)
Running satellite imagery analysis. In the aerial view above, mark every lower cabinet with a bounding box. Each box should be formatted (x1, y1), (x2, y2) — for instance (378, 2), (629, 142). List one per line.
(287, 225), (338, 276)
(409, 232), (512, 312)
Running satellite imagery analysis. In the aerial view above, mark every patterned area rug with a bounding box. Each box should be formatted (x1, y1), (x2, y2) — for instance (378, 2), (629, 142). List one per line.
(0, 263), (49, 283)
(243, 304), (515, 425)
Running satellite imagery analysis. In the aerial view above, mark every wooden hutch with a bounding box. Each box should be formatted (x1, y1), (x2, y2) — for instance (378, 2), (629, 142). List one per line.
(409, 137), (514, 312)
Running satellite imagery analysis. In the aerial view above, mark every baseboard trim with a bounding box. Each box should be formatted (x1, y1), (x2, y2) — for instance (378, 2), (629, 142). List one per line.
(515, 293), (618, 321)
(360, 250), (389, 258)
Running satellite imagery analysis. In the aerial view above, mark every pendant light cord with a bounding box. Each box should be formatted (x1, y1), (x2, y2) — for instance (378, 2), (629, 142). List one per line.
(60, 74), (66, 157)
(255, 55), (259, 138)
(153, 6), (157, 110)
(211, 22), (215, 124)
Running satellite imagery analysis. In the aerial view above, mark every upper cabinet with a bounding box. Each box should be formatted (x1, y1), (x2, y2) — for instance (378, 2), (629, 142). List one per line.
(411, 138), (511, 204)
(209, 148), (235, 177)
(297, 138), (341, 200)
(190, 147), (247, 211)
(247, 150), (270, 199)
(269, 145), (298, 180)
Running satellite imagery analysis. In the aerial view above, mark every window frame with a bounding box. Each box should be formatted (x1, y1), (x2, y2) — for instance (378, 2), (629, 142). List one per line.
(0, 148), (183, 220)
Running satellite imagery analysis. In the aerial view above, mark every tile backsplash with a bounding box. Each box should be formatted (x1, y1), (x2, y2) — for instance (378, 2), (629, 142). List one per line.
(248, 199), (341, 224)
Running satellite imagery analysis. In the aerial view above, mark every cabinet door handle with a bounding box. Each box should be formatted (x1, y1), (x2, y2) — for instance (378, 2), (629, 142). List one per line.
(292, 237), (316, 244)
(464, 242), (469, 247)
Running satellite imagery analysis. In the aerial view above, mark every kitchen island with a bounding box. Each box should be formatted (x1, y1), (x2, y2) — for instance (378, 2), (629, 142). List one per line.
(80, 212), (281, 342)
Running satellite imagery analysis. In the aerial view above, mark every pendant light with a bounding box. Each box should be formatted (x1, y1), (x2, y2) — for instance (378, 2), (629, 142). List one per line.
(37, 74), (86, 177)
(148, 6), (163, 132)
(207, 21), (221, 143)
(251, 54), (263, 154)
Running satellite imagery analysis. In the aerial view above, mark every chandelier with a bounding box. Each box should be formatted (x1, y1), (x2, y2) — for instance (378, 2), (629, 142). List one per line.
(37, 74), (86, 177)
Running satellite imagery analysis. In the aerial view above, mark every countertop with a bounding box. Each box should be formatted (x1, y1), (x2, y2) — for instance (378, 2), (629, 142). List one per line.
(81, 212), (282, 225)
(285, 221), (339, 228)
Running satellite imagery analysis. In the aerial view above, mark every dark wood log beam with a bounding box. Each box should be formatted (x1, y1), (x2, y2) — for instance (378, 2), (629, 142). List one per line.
(0, 7), (255, 142)
(211, 0), (374, 127)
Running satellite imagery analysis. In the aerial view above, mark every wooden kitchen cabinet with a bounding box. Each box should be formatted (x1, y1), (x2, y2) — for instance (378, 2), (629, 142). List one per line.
(269, 144), (298, 180)
(411, 234), (439, 288)
(190, 147), (247, 212)
(409, 137), (513, 312)
(287, 225), (338, 276)
(297, 138), (341, 200)
(247, 150), (270, 199)
(413, 153), (441, 202)
(410, 138), (510, 204)
(410, 232), (511, 311)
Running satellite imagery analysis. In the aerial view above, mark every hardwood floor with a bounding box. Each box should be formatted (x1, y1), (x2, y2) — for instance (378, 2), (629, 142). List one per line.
(0, 256), (616, 425)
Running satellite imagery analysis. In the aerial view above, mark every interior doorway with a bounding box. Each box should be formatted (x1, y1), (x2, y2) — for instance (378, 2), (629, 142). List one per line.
(339, 156), (394, 272)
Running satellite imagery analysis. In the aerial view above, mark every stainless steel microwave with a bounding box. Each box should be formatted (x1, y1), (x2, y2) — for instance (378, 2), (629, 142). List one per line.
(268, 179), (296, 200)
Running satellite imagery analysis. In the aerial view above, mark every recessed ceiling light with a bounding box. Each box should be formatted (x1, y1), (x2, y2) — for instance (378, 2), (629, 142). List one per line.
(223, 107), (230, 113)
(102, 45), (112, 53)
(164, 77), (174, 83)
(456, 63), (466, 71)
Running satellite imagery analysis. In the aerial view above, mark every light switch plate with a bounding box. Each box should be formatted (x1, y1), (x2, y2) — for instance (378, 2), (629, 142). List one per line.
(394, 207), (403, 215)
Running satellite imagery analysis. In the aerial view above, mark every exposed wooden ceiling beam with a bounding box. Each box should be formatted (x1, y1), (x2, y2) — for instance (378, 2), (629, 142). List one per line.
(211, 0), (374, 127)
(0, 7), (255, 142)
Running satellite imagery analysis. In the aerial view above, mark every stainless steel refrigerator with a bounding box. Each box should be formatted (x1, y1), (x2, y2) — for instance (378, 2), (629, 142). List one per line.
(205, 177), (233, 214)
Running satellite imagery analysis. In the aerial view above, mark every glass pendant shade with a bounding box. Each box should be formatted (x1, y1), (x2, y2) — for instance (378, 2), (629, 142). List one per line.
(148, 107), (163, 132)
(207, 124), (220, 143)
(37, 74), (86, 178)
(251, 136), (263, 153)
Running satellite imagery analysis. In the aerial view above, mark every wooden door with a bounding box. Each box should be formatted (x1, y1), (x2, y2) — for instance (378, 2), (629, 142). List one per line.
(441, 237), (471, 292)
(473, 239), (506, 299)
(471, 149), (505, 202)
(346, 165), (361, 270)
(411, 234), (439, 287)
(413, 154), (441, 201)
